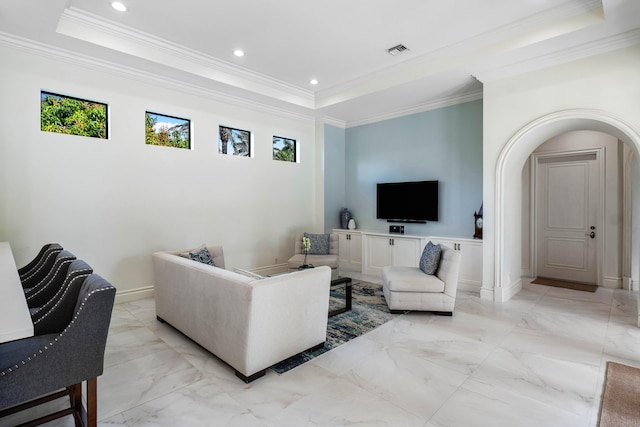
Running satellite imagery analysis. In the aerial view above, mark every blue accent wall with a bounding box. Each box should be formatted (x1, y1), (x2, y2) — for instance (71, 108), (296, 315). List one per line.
(344, 100), (483, 237)
(324, 124), (346, 231)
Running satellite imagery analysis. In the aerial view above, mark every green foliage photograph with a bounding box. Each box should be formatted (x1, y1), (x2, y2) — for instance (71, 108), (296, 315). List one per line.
(219, 125), (250, 156)
(40, 91), (108, 139)
(273, 136), (296, 162)
(145, 111), (190, 149)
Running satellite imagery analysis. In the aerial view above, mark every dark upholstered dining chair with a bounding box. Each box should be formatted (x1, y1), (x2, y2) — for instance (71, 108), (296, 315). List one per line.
(20, 243), (64, 289)
(0, 274), (116, 427)
(17, 243), (58, 276)
(30, 259), (94, 335)
(25, 250), (76, 308)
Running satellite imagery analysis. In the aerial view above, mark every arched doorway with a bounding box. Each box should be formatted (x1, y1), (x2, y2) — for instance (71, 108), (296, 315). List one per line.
(492, 109), (640, 301)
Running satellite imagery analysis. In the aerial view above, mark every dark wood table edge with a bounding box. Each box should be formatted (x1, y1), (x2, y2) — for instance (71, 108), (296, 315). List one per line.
(328, 277), (352, 317)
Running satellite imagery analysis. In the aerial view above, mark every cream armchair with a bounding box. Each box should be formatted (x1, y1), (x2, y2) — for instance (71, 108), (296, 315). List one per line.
(287, 233), (338, 279)
(382, 244), (460, 315)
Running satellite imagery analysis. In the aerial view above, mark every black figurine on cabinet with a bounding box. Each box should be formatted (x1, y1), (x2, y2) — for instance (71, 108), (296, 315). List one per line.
(473, 203), (483, 239)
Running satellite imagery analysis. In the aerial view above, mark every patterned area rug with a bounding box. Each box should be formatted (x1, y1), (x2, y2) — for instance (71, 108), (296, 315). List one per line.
(270, 280), (400, 374)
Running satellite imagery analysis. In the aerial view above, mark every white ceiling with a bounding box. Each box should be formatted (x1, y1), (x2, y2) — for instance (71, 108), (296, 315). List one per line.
(1, 0), (639, 126)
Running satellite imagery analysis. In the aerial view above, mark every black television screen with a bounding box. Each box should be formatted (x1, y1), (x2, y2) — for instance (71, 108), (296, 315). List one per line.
(376, 180), (438, 223)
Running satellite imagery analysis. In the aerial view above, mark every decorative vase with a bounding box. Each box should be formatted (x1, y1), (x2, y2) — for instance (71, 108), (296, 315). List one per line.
(340, 208), (352, 229)
(348, 218), (356, 230)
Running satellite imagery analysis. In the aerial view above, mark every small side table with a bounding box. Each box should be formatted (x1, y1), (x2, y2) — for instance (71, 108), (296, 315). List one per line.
(329, 277), (352, 317)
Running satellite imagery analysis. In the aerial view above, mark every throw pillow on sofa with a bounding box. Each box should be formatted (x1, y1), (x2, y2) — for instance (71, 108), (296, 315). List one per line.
(303, 233), (330, 255)
(177, 245), (198, 259)
(179, 245), (216, 266)
(419, 241), (441, 275)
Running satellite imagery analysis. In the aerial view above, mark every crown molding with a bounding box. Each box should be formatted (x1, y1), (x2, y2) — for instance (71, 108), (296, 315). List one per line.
(57, 7), (315, 109)
(315, 0), (603, 105)
(345, 89), (484, 128)
(0, 32), (316, 123)
(319, 117), (347, 129)
(0, 31), (481, 129)
(473, 27), (640, 83)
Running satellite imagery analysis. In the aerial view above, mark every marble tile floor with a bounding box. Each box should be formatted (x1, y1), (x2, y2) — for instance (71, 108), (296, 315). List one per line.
(4, 282), (640, 427)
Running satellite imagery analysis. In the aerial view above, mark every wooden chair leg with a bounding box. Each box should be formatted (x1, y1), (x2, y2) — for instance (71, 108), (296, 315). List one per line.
(69, 384), (83, 427)
(86, 377), (97, 427)
(0, 378), (99, 427)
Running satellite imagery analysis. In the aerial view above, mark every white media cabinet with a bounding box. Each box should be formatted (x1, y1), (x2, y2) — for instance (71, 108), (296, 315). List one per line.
(333, 230), (362, 272)
(333, 229), (483, 292)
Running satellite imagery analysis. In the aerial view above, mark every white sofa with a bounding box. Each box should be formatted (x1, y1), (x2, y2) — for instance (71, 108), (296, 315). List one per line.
(152, 246), (331, 382)
(382, 244), (460, 315)
(287, 233), (339, 279)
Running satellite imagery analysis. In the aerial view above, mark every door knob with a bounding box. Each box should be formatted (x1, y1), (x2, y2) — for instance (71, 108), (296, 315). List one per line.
(590, 232), (595, 239)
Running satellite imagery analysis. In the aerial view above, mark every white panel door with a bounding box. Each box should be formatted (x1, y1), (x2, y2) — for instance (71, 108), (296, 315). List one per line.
(536, 153), (599, 283)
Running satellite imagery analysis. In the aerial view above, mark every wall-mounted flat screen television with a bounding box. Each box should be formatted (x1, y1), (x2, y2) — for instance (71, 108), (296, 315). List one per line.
(376, 180), (438, 223)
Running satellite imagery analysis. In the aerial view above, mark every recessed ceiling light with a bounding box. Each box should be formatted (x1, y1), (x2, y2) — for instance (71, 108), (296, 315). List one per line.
(111, 1), (127, 12)
(309, 79), (319, 85)
(233, 49), (245, 57)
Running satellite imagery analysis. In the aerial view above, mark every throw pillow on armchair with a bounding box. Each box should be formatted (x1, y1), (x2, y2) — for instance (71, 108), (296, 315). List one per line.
(303, 233), (330, 255)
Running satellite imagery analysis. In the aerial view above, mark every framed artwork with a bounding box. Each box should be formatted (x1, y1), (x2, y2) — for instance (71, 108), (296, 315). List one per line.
(40, 91), (108, 139)
(273, 136), (296, 162)
(219, 125), (251, 156)
(145, 111), (191, 149)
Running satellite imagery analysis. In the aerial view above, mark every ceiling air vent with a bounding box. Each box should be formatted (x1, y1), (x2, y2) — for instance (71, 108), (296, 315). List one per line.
(387, 44), (409, 56)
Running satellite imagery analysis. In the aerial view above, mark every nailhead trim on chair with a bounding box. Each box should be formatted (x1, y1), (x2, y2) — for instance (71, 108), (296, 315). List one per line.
(20, 249), (61, 282)
(31, 271), (92, 321)
(26, 256), (75, 301)
(0, 286), (115, 377)
(17, 244), (53, 277)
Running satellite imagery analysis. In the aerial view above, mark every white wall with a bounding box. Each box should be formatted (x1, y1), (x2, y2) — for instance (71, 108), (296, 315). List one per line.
(344, 101), (483, 237)
(0, 46), (320, 301)
(483, 44), (640, 301)
(520, 131), (621, 286)
(323, 125), (346, 232)
(633, 156), (640, 289)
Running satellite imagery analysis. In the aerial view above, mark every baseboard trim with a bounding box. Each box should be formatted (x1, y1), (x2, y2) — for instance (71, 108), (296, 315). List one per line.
(480, 286), (494, 301)
(496, 278), (522, 303)
(115, 286), (154, 304)
(458, 282), (481, 293)
(603, 276), (622, 289)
